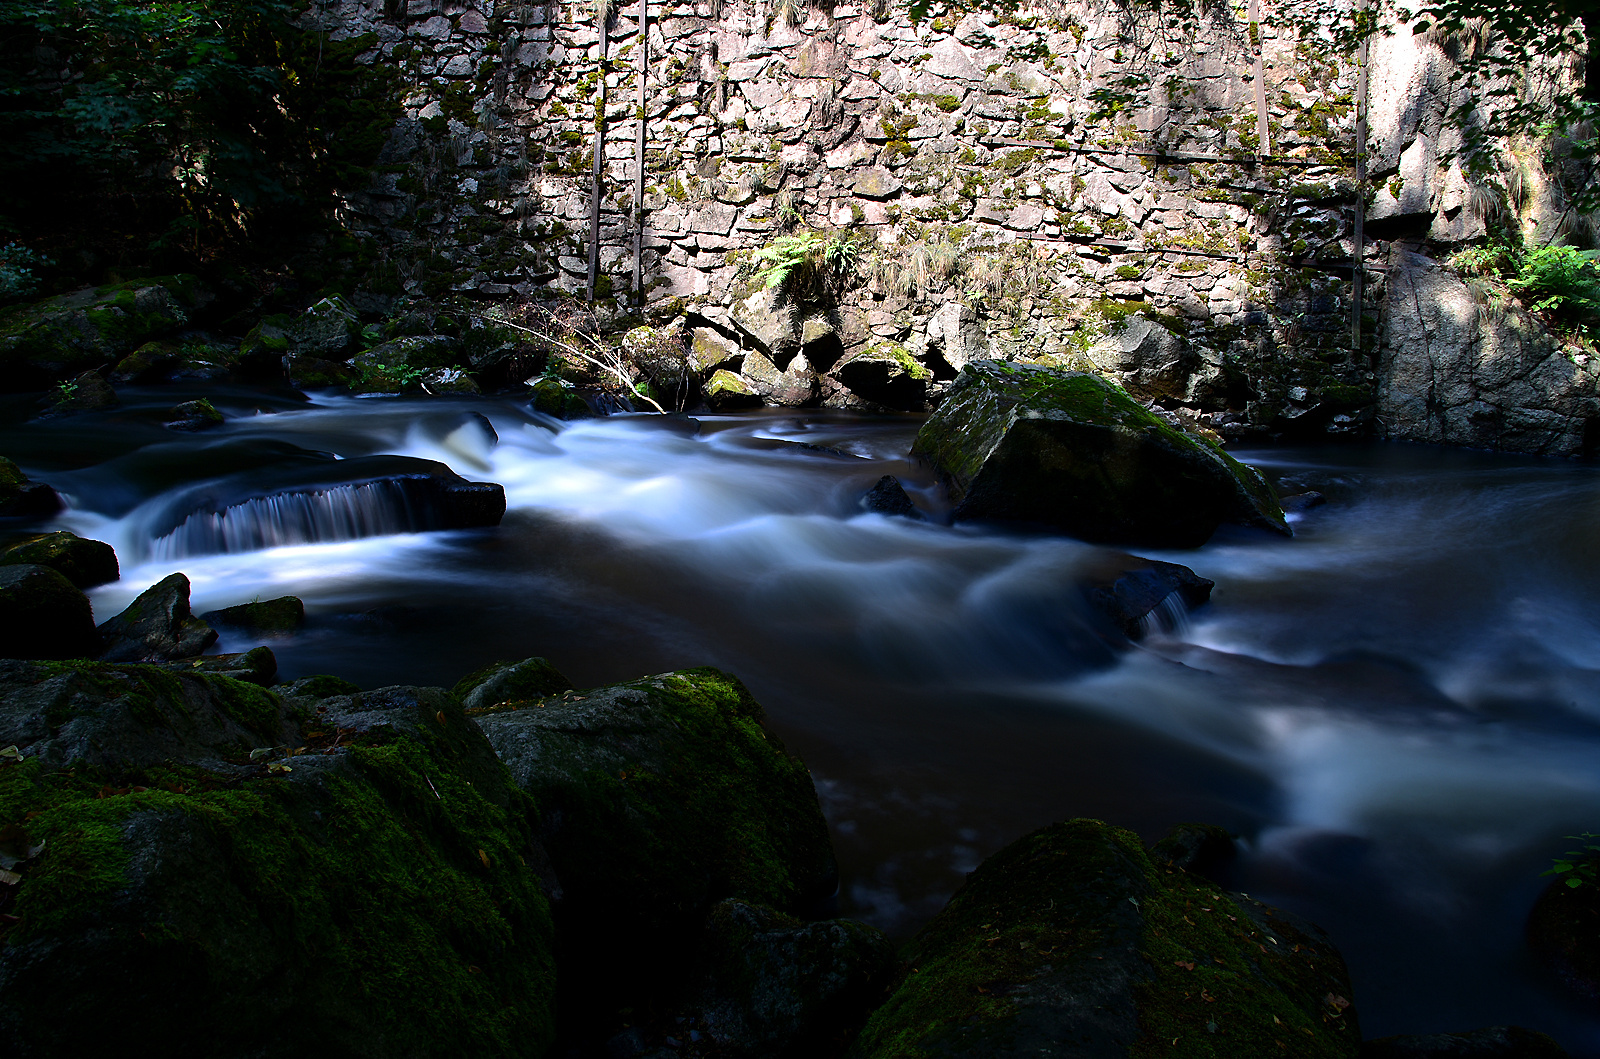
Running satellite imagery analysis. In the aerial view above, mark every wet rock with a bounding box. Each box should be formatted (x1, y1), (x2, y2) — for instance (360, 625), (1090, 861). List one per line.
(109, 339), (235, 384)
(200, 597), (305, 637)
(530, 376), (594, 419)
(1282, 490), (1328, 512)
(455, 656), (574, 711)
(1081, 555), (1214, 640)
(1360, 1026), (1570, 1058)
(154, 645), (278, 686)
(860, 475), (920, 518)
(0, 532), (118, 589)
(279, 673), (362, 699)
(0, 458), (62, 519)
(97, 573), (218, 662)
(36, 370), (118, 417)
(912, 361), (1289, 548)
(0, 565), (100, 660)
(0, 663), (558, 1056)
(850, 818), (1361, 1059)
(706, 369), (762, 409)
(833, 343), (930, 410)
(744, 349), (818, 406)
(240, 296), (361, 367)
(695, 898), (896, 1056)
(165, 398), (225, 432)
(474, 667), (837, 1015)
(1527, 868), (1600, 1007)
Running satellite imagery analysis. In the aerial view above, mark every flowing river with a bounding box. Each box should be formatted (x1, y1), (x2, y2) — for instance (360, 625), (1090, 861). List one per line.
(5, 384), (1600, 1052)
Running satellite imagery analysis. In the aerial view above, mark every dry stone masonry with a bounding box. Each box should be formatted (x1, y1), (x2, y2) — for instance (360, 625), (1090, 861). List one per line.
(312, 0), (1597, 453)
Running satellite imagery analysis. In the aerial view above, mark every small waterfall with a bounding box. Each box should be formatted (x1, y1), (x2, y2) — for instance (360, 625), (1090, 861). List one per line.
(149, 481), (432, 559)
(1138, 590), (1193, 639)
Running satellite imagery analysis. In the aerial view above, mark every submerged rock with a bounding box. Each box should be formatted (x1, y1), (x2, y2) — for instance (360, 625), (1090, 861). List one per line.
(0, 458), (62, 519)
(0, 565), (99, 660)
(0, 531), (118, 589)
(1360, 1026), (1570, 1058)
(849, 818), (1361, 1058)
(200, 596), (305, 637)
(473, 665), (837, 1013)
(695, 898), (896, 1056)
(912, 361), (1289, 547)
(860, 474), (921, 519)
(0, 662), (558, 1056)
(1081, 554), (1215, 640)
(96, 573), (218, 662)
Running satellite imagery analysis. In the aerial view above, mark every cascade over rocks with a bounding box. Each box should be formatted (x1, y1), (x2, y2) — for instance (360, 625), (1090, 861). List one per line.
(913, 362), (1289, 548)
(848, 818), (1363, 1059)
(1080, 555), (1216, 641)
(0, 662), (559, 1057)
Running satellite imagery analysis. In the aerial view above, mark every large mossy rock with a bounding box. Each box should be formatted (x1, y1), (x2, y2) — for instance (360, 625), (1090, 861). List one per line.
(912, 362), (1289, 547)
(0, 565), (100, 660)
(0, 661), (557, 1058)
(0, 457), (62, 519)
(472, 665), (837, 1007)
(0, 531), (118, 589)
(0, 277), (202, 392)
(97, 573), (218, 663)
(849, 818), (1362, 1059)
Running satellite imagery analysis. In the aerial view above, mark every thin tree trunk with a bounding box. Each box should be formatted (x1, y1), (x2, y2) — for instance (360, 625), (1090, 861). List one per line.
(1585, 9), (1600, 102)
(588, 8), (608, 303)
(1249, 0), (1270, 161)
(633, 0), (647, 307)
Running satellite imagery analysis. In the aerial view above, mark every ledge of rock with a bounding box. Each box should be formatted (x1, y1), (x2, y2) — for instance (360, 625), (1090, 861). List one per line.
(912, 362), (1289, 548)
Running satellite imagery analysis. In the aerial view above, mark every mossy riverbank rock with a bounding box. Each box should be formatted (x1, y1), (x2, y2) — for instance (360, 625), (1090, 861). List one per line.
(0, 661), (558, 1057)
(0, 457), (62, 519)
(97, 573), (217, 663)
(0, 531), (118, 589)
(0, 276), (202, 392)
(200, 596), (306, 637)
(849, 818), (1361, 1059)
(913, 362), (1289, 548)
(472, 664), (837, 1013)
(0, 565), (99, 660)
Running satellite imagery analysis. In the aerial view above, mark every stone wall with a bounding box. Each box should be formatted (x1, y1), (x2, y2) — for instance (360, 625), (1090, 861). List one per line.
(311, 0), (1596, 451)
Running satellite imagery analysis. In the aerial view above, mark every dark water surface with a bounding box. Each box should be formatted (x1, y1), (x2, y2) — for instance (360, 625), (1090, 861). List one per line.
(6, 386), (1600, 1051)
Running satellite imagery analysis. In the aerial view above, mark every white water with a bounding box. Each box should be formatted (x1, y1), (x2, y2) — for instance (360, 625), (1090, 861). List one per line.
(12, 390), (1600, 1049)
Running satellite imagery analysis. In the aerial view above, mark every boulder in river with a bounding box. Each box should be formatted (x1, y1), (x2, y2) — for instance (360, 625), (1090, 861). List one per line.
(0, 661), (558, 1056)
(473, 665), (838, 1015)
(848, 818), (1362, 1058)
(164, 398), (225, 432)
(200, 596), (305, 637)
(0, 565), (100, 660)
(1081, 554), (1215, 640)
(0, 457), (62, 518)
(912, 361), (1289, 547)
(0, 276), (201, 392)
(861, 474), (922, 519)
(0, 531), (118, 588)
(97, 572), (218, 662)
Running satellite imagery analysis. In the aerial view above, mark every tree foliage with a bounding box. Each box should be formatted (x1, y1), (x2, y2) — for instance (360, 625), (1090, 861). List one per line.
(0, 0), (398, 270)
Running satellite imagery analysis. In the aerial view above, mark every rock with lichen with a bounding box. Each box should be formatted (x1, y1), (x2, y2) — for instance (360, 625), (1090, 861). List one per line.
(0, 661), (558, 1057)
(848, 818), (1362, 1059)
(912, 361), (1289, 548)
(0, 531), (117, 589)
(96, 573), (217, 663)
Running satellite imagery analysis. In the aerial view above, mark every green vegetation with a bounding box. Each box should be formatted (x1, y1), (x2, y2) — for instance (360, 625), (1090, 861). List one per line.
(750, 231), (861, 302)
(1546, 833), (1600, 889)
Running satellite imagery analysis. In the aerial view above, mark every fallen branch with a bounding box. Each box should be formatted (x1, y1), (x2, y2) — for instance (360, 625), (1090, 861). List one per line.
(469, 313), (666, 414)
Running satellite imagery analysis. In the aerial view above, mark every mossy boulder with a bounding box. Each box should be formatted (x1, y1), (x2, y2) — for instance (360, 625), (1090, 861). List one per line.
(912, 362), (1289, 547)
(152, 645), (279, 686)
(0, 662), (558, 1057)
(165, 398), (225, 432)
(696, 898), (896, 1056)
(36, 370), (118, 417)
(834, 342), (932, 410)
(200, 596), (305, 637)
(454, 656), (574, 711)
(0, 277), (199, 392)
(0, 531), (118, 589)
(0, 457), (62, 519)
(241, 296), (361, 364)
(97, 573), (218, 663)
(848, 818), (1361, 1059)
(529, 377), (593, 419)
(472, 666), (837, 1011)
(110, 339), (235, 384)
(706, 368), (762, 409)
(0, 565), (100, 660)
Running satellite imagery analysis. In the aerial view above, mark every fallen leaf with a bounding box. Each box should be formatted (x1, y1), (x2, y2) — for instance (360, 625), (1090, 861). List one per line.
(1325, 994), (1350, 1011)
(266, 763), (292, 774)
(1175, 960), (1195, 970)
(436, 711), (446, 725)
(478, 848), (490, 868)
(0, 746), (22, 761)
(0, 869), (20, 886)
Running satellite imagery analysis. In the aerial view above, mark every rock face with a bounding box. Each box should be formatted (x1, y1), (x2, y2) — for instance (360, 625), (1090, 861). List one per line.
(913, 362), (1289, 548)
(849, 818), (1362, 1059)
(695, 898), (896, 1056)
(96, 573), (218, 662)
(472, 665), (837, 1012)
(1378, 249), (1600, 456)
(0, 532), (118, 589)
(0, 565), (100, 660)
(0, 662), (558, 1057)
